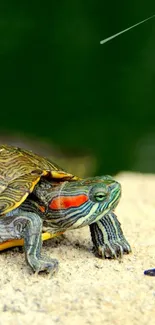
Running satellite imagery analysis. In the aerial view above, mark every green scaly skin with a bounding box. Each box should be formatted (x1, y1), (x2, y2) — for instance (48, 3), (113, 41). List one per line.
(0, 176), (131, 274)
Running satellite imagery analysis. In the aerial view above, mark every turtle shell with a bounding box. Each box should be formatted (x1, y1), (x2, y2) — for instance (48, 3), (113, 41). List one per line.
(0, 144), (80, 215)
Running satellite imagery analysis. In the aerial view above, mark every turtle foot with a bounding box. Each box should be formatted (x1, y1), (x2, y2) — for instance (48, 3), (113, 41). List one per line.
(95, 239), (131, 259)
(32, 258), (59, 275)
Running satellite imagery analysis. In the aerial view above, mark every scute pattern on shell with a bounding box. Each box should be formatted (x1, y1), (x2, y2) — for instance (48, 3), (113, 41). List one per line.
(0, 145), (79, 215)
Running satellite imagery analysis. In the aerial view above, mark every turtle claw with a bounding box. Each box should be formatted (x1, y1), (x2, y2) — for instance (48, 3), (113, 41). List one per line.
(144, 268), (155, 276)
(33, 258), (59, 275)
(96, 240), (131, 259)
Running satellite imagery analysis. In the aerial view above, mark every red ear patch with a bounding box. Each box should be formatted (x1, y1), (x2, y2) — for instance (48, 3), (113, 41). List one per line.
(49, 194), (88, 210)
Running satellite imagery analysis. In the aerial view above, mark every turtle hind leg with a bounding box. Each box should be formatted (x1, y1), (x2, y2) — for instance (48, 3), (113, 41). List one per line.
(1, 211), (58, 274)
(89, 212), (131, 259)
(144, 268), (155, 276)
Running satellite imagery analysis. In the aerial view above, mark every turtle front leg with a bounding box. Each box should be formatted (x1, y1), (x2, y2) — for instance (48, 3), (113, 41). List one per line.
(89, 212), (131, 259)
(0, 212), (58, 274)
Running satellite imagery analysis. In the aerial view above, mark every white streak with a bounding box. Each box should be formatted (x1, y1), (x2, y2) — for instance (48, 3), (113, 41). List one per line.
(100, 14), (155, 45)
(70, 204), (109, 229)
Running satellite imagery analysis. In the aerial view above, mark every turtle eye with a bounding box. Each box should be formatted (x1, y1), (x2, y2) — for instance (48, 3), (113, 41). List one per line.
(94, 192), (107, 202)
(89, 185), (109, 203)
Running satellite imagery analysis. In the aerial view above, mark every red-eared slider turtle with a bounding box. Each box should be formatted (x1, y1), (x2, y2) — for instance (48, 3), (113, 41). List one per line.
(0, 144), (131, 274)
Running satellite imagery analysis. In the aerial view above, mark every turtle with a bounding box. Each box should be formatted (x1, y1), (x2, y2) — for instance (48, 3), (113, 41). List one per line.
(0, 144), (131, 274)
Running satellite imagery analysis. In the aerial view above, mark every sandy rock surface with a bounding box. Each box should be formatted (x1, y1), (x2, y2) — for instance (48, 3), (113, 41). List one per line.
(0, 172), (155, 325)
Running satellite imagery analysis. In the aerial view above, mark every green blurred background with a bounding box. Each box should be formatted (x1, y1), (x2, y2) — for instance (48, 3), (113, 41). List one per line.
(1, 1), (155, 177)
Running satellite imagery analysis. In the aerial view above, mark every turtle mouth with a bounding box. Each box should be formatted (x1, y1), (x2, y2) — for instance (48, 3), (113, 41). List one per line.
(112, 196), (121, 210)
(109, 182), (121, 210)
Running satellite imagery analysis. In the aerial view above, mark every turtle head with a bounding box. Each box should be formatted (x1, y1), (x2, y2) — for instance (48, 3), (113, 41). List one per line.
(47, 175), (121, 230)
